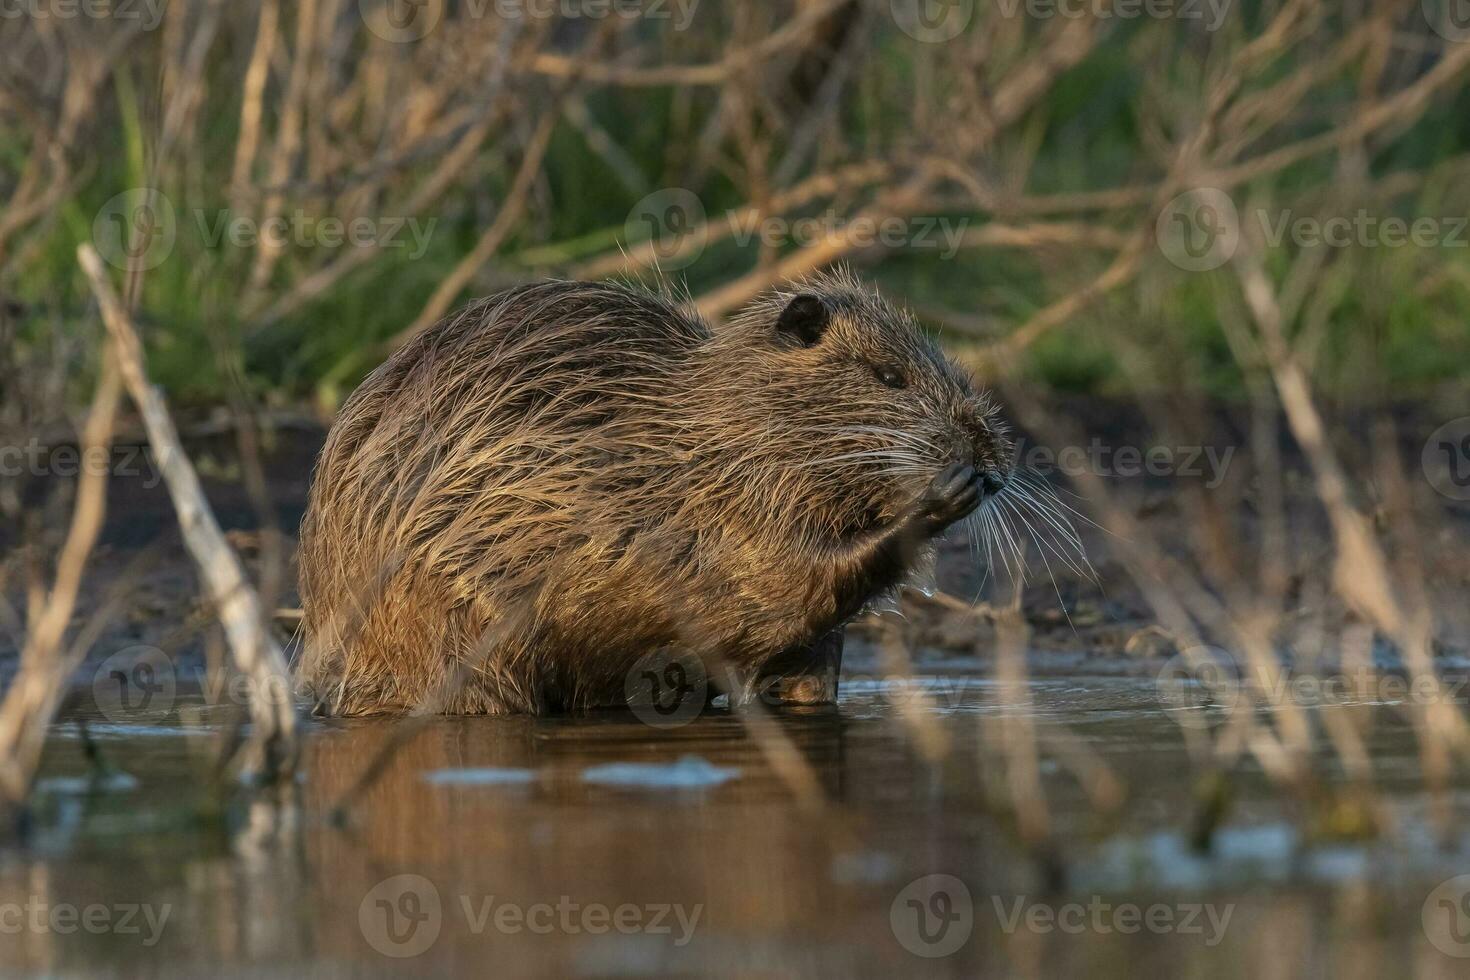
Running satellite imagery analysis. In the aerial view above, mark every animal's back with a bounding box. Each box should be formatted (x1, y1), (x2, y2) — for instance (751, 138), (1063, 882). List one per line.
(298, 280), (711, 714)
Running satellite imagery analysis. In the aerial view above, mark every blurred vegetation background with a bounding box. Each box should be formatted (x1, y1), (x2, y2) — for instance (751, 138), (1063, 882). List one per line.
(2, 0), (1469, 416)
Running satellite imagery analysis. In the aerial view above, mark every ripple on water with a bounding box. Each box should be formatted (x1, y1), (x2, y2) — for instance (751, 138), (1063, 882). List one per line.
(580, 756), (738, 789)
(423, 767), (537, 786)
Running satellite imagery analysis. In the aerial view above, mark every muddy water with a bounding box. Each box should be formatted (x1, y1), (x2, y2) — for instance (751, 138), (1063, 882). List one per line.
(4, 666), (1470, 978)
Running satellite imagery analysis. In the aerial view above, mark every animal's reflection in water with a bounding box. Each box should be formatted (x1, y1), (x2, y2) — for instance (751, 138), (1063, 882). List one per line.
(2, 685), (1446, 978)
(295, 707), (872, 969)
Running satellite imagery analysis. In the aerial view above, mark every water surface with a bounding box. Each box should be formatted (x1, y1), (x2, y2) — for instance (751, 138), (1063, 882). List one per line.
(5, 668), (1470, 978)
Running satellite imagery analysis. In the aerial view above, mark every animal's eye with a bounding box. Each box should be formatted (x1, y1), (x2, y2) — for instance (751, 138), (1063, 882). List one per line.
(870, 363), (906, 389)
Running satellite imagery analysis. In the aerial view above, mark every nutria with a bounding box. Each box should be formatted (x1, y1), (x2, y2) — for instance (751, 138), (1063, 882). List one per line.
(298, 271), (1017, 715)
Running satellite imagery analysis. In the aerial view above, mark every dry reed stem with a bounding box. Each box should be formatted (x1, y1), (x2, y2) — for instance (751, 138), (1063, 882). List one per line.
(78, 244), (299, 784)
(1231, 247), (1469, 825)
(390, 102), (568, 347)
(245, 0), (322, 297)
(988, 610), (1051, 846)
(527, 0), (854, 87)
(877, 620), (950, 765)
(0, 344), (122, 806)
(570, 160), (895, 279)
(228, 0), (281, 218)
(387, 25), (619, 349)
(695, 172), (939, 319)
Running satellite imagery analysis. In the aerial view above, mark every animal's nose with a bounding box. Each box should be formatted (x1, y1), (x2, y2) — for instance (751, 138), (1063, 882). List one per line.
(981, 469), (1007, 495)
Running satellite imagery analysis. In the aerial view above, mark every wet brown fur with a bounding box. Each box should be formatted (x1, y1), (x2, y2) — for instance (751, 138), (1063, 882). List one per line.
(298, 271), (1012, 715)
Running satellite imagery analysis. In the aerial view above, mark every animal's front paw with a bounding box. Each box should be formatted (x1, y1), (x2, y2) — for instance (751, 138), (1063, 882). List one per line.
(914, 462), (982, 535)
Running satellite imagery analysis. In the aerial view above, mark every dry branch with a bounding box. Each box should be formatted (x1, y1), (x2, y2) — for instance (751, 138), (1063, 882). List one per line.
(77, 244), (299, 783)
(0, 358), (122, 808)
(526, 0), (854, 87)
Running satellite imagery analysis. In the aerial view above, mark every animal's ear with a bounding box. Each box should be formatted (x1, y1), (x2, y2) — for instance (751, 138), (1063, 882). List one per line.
(775, 293), (831, 347)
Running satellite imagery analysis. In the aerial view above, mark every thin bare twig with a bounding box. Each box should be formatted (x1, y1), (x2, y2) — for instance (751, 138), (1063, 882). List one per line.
(78, 244), (300, 784)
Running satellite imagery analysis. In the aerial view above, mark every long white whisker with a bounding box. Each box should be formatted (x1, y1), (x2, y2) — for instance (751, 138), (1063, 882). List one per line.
(1003, 495), (1078, 634)
(1007, 484), (1085, 551)
(991, 500), (1026, 590)
(1014, 470), (1109, 536)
